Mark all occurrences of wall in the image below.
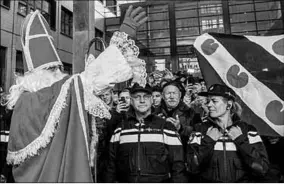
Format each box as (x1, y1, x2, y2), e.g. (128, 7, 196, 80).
(0, 0, 73, 91)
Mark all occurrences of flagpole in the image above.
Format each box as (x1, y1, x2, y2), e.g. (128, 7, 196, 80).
(72, 0, 95, 74)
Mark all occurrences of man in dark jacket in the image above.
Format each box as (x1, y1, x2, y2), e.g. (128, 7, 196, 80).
(154, 81, 200, 149)
(105, 83, 187, 183)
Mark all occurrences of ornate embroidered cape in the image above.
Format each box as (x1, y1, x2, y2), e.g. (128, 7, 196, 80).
(7, 75, 94, 182)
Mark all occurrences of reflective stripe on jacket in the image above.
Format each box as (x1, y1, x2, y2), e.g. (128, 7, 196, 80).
(187, 118, 269, 182)
(105, 109, 187, 183)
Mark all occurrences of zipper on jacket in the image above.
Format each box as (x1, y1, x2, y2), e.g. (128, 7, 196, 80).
(223, 139, 227, 182)
(136, 119, 143, 182)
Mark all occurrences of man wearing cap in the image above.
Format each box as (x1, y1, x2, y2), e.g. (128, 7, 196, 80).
(155, 81, 199, 148)
(187, 84, 269, 182)
(105, 83, 187, 182)
(4, 6, 148, 182)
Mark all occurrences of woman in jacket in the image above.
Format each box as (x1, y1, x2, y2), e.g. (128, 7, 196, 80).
(186, 84, 269, 182)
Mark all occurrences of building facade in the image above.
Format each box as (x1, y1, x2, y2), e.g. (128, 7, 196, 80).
(0, 0, 75, 92)
(106, 0, 284, 76)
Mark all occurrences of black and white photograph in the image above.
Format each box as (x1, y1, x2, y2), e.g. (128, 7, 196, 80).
(0, 0, 283, 183)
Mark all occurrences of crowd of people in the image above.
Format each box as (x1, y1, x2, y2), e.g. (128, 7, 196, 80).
(94, 71, 284, 183)
(0, 5, 283, 183)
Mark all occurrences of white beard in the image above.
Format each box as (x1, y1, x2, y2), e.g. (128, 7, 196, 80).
(5, 69, 68, 109)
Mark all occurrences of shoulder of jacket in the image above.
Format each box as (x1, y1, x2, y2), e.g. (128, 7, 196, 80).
(150, 115, 169, 128)
(194, 120, 212, 132)
(152, 114, 165, 121)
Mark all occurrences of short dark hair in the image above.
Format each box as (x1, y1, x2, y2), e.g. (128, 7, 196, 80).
(118, 88, 130, 97)
(152, 85, 162, 93)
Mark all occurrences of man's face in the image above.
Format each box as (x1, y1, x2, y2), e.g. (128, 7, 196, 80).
(152, 91, 162, 107)
(99, 90, 113, 105)
(163, 85, 181, 109)
(119, 91, 131, 107)
(131, 92, 152, 114)
(148, 76, 154, 84)
(154, 78, 162, 86)
(185, 84, 194, 96)
(113, 92, 118, 104)
(193, 83, 202, 93)
(200, 81, 207, 92)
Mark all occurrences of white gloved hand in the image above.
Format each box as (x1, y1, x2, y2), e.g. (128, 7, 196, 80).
(119, 5, 148, 39)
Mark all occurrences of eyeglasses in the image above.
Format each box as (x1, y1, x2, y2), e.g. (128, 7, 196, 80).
(131, 94, 152, 101)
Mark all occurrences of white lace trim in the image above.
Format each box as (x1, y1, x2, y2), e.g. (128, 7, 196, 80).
(89, 117, 98, 168)
(7, 76, 75, 165)
(83, 83, 111, 120)
(110, 31, 147, 87)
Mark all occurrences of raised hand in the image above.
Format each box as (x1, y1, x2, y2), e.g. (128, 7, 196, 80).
(119, 5, 148, 39)
(116, 101, 128, 113)
(166, 115, 181, 131)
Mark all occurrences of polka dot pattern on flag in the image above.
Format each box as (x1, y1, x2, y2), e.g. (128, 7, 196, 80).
(200, 36, 284, 127)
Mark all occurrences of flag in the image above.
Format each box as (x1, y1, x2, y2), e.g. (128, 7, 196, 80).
(194, 33, 284, 137)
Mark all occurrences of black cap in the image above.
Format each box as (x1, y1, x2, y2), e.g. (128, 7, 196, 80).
(162, 80, 186, 99)
(130, 83, 152, 94)
(199, 84, 236, 101)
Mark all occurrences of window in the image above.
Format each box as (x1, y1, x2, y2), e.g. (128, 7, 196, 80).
(175, 1, 224, 38)
(61, 7, 73, 37)
(229, 0, 282, 35)
(16, 50, 24, 75)
(17, 0, 56, 30)
(95, 28, 104, 51)
(41, 0, 51, 26)
(18, 0, 28, 15)
(106, 0, 117, 14)
(0, 47, 7, 89)
(1, 0, 11, 8)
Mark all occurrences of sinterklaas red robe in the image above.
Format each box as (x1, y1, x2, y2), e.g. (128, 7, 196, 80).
(7, 75, 94, 182)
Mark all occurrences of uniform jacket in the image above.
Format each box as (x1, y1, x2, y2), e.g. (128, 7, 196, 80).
(154, 101, 199, 136)
(105, 108, 187, 183)
(154, 101, 200, 153)
(187, 116, 269, 182)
